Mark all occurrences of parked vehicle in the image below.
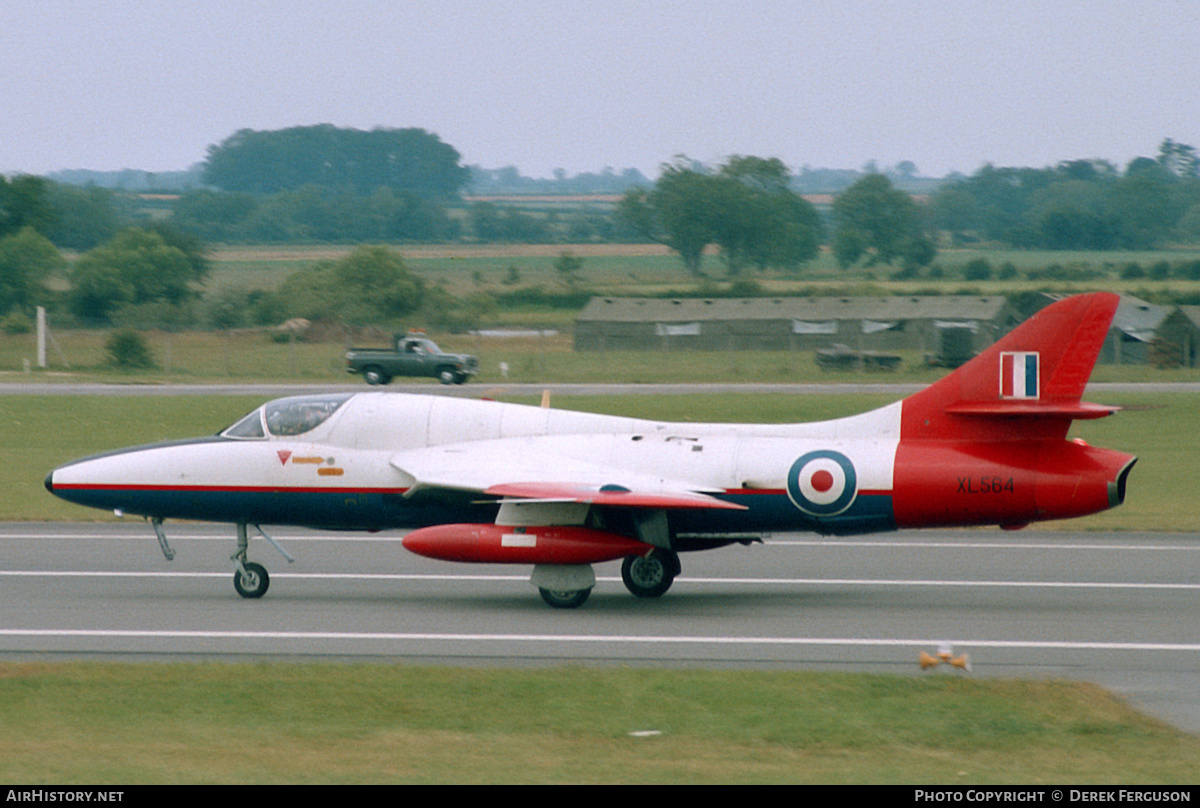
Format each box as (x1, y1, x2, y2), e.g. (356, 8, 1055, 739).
(345, 332, 478, 385)
(815, 343, 901, 371)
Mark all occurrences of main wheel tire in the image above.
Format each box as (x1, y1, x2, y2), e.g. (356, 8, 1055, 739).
(621, 550, 677, 598)
(538, 587, 591, 609)
(364, 367, 389, 385)
(234, 562, 270, 599)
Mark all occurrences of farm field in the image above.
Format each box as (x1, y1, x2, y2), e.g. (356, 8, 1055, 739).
(202, 242, 1200, 300)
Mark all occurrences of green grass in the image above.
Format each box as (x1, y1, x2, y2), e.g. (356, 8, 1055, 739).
(0, 663, 1195, 783)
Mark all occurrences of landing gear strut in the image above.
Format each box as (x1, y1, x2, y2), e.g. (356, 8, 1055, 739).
(621, 548, 680, 598)
(231, 522, 292, 599)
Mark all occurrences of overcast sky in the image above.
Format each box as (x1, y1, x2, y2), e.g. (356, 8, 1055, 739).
(3, 1, 1198, 179)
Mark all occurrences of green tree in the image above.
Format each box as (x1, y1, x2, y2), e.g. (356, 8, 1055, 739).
(1107, 165, 1184, 249)
(618, 156, 820, 275)
(618, 160, 717, 274)
(832, 228, 867, 269)
(105, 328, 156, 368)
(0, 175, 55, 239)
(711, 157, 822, 273)
(832, 174, 934, 266)
(41, 183, 125, 250)
(0, 227, 66, 314)
(202, 125, 470, 199)
(553, 250, 584, 283)
(278, 245, 425, 325)
(68, 229, 195, 323)
(1024, 180, 1117, 250)
(1158, 138, 1200, 178)
(172, 190, 258, 242)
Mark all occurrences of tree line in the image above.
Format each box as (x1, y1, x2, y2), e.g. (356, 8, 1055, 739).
(5, 127, 1200, 332)
(930, 141, 1200, 250)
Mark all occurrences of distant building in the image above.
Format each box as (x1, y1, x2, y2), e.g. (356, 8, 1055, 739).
(1098, 295, 1175, 365)
(1155, 306, 1200, 367)
(574, 296, 1022, 355)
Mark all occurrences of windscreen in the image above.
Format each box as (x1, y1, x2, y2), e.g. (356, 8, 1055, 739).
(221, 393, 353, 439)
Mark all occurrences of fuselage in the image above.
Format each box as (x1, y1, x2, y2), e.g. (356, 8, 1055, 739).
(45, 390, 1134, 537)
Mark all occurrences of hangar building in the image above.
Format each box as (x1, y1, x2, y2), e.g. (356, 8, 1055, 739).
(574, 295, 1022, 355)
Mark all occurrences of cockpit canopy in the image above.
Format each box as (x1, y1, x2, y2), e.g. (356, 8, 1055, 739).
(221, 393, 353, 439)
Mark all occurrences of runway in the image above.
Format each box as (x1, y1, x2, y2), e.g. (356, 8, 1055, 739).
(2, 522, 1199, 733)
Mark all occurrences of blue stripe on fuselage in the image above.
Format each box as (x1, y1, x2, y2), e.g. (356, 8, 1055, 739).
(670, 490, 896, 536)
(49, 480, 895, 537)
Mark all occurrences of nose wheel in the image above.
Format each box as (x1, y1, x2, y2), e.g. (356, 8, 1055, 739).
(233, 561, 270, 599)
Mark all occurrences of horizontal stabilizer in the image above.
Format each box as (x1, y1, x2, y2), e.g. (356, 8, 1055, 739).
(944, 401, 1119, 420)
(902, 293, 1120, 441)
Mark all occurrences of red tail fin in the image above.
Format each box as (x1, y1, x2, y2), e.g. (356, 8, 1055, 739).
(901, 293, 1119, 442)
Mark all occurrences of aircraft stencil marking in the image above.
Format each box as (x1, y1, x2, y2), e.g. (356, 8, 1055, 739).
(45, 294, 1135, 608)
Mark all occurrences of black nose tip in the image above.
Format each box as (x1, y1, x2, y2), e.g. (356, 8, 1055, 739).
(44, 471, 54, 493)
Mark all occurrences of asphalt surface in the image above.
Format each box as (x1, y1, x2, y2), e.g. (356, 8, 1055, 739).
(3, 522, 1199, 734)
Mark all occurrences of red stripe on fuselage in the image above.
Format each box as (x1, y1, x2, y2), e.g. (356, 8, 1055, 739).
(51, 483, 411, 495)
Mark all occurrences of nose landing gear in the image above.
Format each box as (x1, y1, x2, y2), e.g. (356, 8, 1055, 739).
(231, 522, 292, 599)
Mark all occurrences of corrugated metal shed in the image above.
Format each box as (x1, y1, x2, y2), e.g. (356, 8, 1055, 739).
(1099, 295, 1175, 365)
(574, 295, 1020, 352)
(1147, 305, 1200, 367)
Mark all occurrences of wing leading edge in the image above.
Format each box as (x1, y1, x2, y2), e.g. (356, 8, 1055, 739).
(390, 443, 743, 511)
(485, 482, 746, 510)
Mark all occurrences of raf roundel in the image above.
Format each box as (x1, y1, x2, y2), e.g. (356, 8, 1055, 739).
(786, 450, 858, 516)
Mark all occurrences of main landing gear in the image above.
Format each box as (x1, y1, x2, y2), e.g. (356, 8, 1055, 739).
(621, 548, 680, 599)
(529, 549, 683, 609)
(151, 518, 292, 599)
(538, 587, 592, 609)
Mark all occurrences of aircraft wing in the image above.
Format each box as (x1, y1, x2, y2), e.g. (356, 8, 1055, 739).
(483, 482, 745, 510)
(390, 443, 745, 511)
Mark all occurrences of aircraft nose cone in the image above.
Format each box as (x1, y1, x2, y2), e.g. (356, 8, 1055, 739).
(44, 470, 54, 494)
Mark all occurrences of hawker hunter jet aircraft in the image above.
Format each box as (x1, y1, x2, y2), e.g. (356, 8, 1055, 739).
(46, 293, 1135, 607)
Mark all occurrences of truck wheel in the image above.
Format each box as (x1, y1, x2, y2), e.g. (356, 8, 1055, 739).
(438, 368, 456, 384)
(364, 367, 389, 385)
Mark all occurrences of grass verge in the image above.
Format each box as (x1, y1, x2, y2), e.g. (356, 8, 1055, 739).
(0, 663, 1196, 784)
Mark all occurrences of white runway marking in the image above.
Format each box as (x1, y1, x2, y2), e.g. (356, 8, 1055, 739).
(2, 569, 1198, 590)
(2, 627, 1199, 654)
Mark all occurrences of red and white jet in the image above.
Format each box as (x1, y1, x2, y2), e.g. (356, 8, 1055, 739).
(46, 293, 1135, 607)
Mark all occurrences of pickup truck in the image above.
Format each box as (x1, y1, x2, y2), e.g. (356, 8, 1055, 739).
(345, 334, 479, 385)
